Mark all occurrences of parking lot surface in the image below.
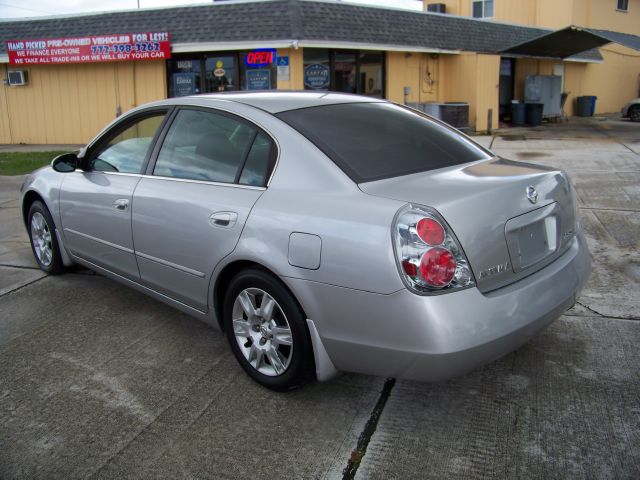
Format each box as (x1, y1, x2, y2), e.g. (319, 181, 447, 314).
(1, 118, 639, 479)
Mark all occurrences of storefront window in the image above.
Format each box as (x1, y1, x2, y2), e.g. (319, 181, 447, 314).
(167, 58, 202, 97)
(205, 56, 237, 92)
(303, 49, 330, 91)
(303, 49, 384, 97)
(167, 50, 278, 97)
(239, 51, 277, 91)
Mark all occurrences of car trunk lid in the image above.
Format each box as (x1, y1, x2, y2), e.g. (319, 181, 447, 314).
(359, 158, 577, 292)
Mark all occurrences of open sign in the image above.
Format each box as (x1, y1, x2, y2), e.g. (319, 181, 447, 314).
(245, 49, 276, 67)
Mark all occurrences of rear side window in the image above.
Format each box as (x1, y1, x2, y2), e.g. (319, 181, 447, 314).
(239, 133, 274, 186)
(277, 102, 491, 183)
(154, 109, 274, 186)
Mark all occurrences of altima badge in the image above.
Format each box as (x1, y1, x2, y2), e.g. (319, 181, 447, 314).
(526, 185, 538, 204)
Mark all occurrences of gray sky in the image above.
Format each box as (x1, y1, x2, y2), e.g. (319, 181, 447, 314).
(0, 0, 423, 19)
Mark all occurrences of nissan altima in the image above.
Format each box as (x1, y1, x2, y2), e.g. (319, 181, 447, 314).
(20, 92, 591, 391)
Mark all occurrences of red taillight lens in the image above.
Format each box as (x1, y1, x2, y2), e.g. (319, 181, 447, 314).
(419, 247, 457, 287)
(416, 218, 445, 245)
(402, 259, 418, 276)
(394, 204, 475, 294)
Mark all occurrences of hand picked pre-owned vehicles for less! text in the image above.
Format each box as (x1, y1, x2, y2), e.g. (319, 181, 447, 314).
(21, 92, 591, 391)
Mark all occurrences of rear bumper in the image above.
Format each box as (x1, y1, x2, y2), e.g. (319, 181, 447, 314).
(286, 232, 591, 382)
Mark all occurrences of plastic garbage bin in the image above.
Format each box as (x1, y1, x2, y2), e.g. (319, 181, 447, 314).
(511, 100, 526, 126)
(525, 102, 544, 126)
(577, 96, 597, 117)
(589, 96, 597, 116)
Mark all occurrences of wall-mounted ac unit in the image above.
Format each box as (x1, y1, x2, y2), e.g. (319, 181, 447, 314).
(8, 70, 28, 86)
(427, 3, 446, 13)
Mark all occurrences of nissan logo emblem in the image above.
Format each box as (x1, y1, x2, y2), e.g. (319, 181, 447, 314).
(526, 185, 538, 204)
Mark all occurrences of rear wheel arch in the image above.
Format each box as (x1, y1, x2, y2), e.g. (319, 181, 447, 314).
(219, 264, 316, 390)
(213, 260, 308, 330)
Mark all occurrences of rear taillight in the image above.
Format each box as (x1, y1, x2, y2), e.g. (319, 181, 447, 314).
(393, 204, 475, 294)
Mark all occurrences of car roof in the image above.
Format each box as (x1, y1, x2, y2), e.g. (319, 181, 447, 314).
(162, 91, 386, 114)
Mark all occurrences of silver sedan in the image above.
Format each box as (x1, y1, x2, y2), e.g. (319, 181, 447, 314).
(20, 92, 591, 391)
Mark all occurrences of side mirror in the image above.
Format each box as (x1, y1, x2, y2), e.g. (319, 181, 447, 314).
(51, 153, 79, 173)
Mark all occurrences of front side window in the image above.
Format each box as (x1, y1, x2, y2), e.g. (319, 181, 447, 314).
(617, 0, 629, 11)
(154, 109, 274, 186)
(277, 102, 491, 183)
(472, 0, 494, 18)
(88, 114, 165, 173)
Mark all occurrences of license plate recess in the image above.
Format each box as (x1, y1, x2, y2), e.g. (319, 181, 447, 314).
(505, 202, 559, 273)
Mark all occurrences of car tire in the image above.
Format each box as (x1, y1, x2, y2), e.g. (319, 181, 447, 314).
(27, 200, 64, 275)
(223, 268, 315, 391)
(629, 106, 640, 122)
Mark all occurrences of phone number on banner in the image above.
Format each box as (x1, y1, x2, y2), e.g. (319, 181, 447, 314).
(91, 43, 162, 54)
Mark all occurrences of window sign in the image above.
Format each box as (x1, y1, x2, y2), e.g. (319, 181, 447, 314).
(245, 49, 276, 68)
(304, 63, 330, 89)
(247, 69, 271, 90)
(6, 32, 171, 65)
(277, 55, 290, 82)
(172, 72, 197, 97)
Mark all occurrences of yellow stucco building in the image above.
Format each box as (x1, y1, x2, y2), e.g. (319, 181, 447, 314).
(430, 0, 640, 119)
(0, 0, 638, 144)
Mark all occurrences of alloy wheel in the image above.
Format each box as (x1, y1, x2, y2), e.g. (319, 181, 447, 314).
(30, 212, 53, 267)
(231, 287, 293, 376)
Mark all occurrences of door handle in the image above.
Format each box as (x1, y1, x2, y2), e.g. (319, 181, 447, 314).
(113, 199, 130, 211)
(209, 211, 238, 228)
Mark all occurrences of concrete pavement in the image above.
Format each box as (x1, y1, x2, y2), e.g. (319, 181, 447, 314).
(1, 118, 639, 479)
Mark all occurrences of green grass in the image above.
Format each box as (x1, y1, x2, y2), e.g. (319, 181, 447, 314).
(0, 151, 66, 176)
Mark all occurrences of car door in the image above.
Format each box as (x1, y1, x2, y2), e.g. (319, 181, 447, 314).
(59, 110, 169, 279)
(131, 106, 276, 312)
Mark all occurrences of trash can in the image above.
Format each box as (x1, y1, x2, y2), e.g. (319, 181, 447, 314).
(525, 102, 544, 126)
(577, 96, 597, 117)
(511, 100, 526, 126)
(589, 96, 597, 116)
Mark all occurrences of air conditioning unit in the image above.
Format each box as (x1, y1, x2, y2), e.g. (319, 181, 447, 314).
(427, 3, 446, 13)
(8, 70, 28, 86)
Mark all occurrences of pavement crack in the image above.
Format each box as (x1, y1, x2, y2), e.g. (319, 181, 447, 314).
(576, 301, 605, 317)
(342, 377, 396, 480)
(580, 206, 640, 213)
(0, 263, 40, 270)
(569, 303, 640, 321)
(0, 274, 47, 298)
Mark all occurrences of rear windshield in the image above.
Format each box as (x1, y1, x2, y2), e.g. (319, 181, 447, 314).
(277, 102, 491, 183)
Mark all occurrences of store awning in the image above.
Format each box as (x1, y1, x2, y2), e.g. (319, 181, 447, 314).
(585, 29, 640, 52)
(500, 26, 612, 59)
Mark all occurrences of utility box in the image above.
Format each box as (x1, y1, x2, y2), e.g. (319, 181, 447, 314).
(524, 75, 562, 118)
(409, 102, 469, 130)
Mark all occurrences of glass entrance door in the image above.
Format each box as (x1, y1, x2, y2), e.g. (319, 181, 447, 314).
(333, 51, 357, 93)
(358, 51, 384, 98)
(204, 56, 237, 92)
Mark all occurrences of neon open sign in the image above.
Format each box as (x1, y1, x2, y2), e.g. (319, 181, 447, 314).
(245, 49, 276, 67)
